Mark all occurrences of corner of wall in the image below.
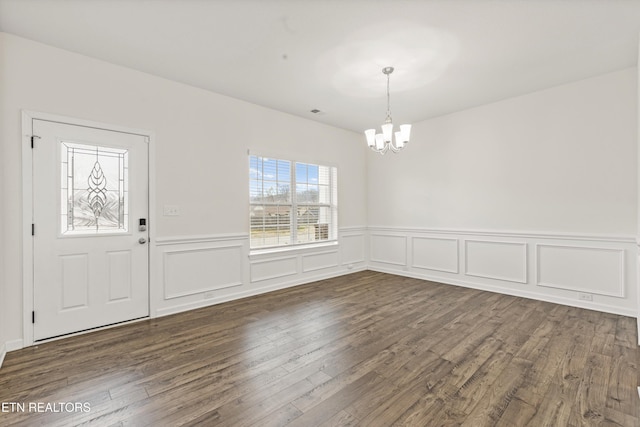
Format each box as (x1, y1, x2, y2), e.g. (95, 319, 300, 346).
(0, 30, 6, 367)
(636, 34, 640, 345)
(0, 342, 6, 369)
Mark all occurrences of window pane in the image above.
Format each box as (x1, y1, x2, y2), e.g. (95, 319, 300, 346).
(318, 165, 330, 185)
(277, 161, 291, 182)
(317, 206, 331, 225)
(307, 184, 319, 203)
(307, 164, 319, 184)
(263, 158, 277, 180)
(249, 181, 261, 202)
(295, 163, 307, 183)
(60, 141, 128, 235)
(250, 205, 265, 227)
(296, 184, 307, 203)
(277, 226, 291, 245)
(249, 156, 259, 179)
(277, 184, 291, 203)
(277, 205, 291, 226)
(319, 184, 330, 204)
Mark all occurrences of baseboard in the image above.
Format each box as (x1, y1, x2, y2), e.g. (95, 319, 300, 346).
(156, 266, 367, 318)
(369, 266, 636, 318)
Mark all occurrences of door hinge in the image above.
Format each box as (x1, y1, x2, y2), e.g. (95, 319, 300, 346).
(31, 224, 35, 236)
(30, 135, 40, 149)
(32, 311, 35, 324)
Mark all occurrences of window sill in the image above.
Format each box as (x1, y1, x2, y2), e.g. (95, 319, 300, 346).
(249, 240, 338, 258)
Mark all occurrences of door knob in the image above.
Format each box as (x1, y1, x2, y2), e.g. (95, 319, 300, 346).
(138, 237, 147, 244)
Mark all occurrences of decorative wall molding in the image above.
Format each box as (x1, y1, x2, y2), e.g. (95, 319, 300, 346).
(370, 234, 407, 266)
(250, 255, 299, 283)
(368, 264, 636, 318)
(163, 244, 244, 299)
(536, 244, 625, 297)
(8, 224, 633, 356)
(153, 229, 368, 322)
(338, 226, 368, 233)
(302, 250, 340, 273)
(367, 226, 636, 317)
(411, 236, 459, 274)
(249, 241, 339, 259)
(340, 234, 366, 265)
(464, 240, 528, 284)
(156, 265, 368, 318)
(367, 225, 635, 243)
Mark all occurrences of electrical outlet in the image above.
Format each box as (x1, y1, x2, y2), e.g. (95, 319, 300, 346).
(204, 291, 215, 299)
(578, 292, 593, 302)
(163, 205, 180, 216)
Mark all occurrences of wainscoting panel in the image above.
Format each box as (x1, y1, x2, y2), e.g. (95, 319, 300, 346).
(153, 229, 367, 318)
(302, 250, 340, 273)
(412, 237, 459, 273)
(340, 233, 366, 265)
(465, 240, 527, 284)
(367, 227, 636, 317)
(370, 234, 407, 266)
(164, 244, 244, 299)
(250, 256, 299, 283)
(536, 244, 625, 297)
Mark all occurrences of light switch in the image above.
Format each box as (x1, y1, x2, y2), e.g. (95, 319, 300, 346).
(163, 205, 180, 216)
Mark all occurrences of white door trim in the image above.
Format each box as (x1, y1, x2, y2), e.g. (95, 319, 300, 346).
(21, 110, 156, 347)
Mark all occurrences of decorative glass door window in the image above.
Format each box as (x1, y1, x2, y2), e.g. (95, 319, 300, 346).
(60, 141, 129, 235)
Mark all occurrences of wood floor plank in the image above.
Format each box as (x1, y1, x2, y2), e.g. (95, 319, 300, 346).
(0, 271, 638, 426)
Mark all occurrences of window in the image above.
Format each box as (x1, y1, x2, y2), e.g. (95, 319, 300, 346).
(60, 141, 129, 235)
(250, 155, 337, 250)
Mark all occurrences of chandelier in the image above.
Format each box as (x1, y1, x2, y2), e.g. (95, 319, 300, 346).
(364, 66, 411, 154)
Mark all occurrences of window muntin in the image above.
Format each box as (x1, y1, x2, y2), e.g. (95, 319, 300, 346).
(249, 155, 337, 250)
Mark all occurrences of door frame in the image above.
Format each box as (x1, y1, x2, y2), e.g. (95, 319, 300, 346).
(22, 110, 156, 346)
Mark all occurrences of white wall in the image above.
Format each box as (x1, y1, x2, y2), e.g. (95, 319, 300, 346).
(368, 69, 638, 316)
(0, 33, 6, 367)
(0, 33, 367, 347)
(637, 41, 640, 341)
(369, 69, 637, 234)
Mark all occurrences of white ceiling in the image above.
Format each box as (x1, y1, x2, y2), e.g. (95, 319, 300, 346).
(1, 0, 640, 133)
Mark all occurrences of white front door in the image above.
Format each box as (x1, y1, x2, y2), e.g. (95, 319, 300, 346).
(32, 119, 149, 341)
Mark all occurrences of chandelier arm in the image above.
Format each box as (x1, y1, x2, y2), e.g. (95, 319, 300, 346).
(374, 143, 389, 155)
(392, 141, 406, 153)
(370, 144, 386, 154)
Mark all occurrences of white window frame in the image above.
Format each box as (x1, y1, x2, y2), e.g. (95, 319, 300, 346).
(249, 154, 338, 251)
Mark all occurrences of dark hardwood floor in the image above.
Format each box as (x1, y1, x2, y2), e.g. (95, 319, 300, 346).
(1, 271, 638, 426)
